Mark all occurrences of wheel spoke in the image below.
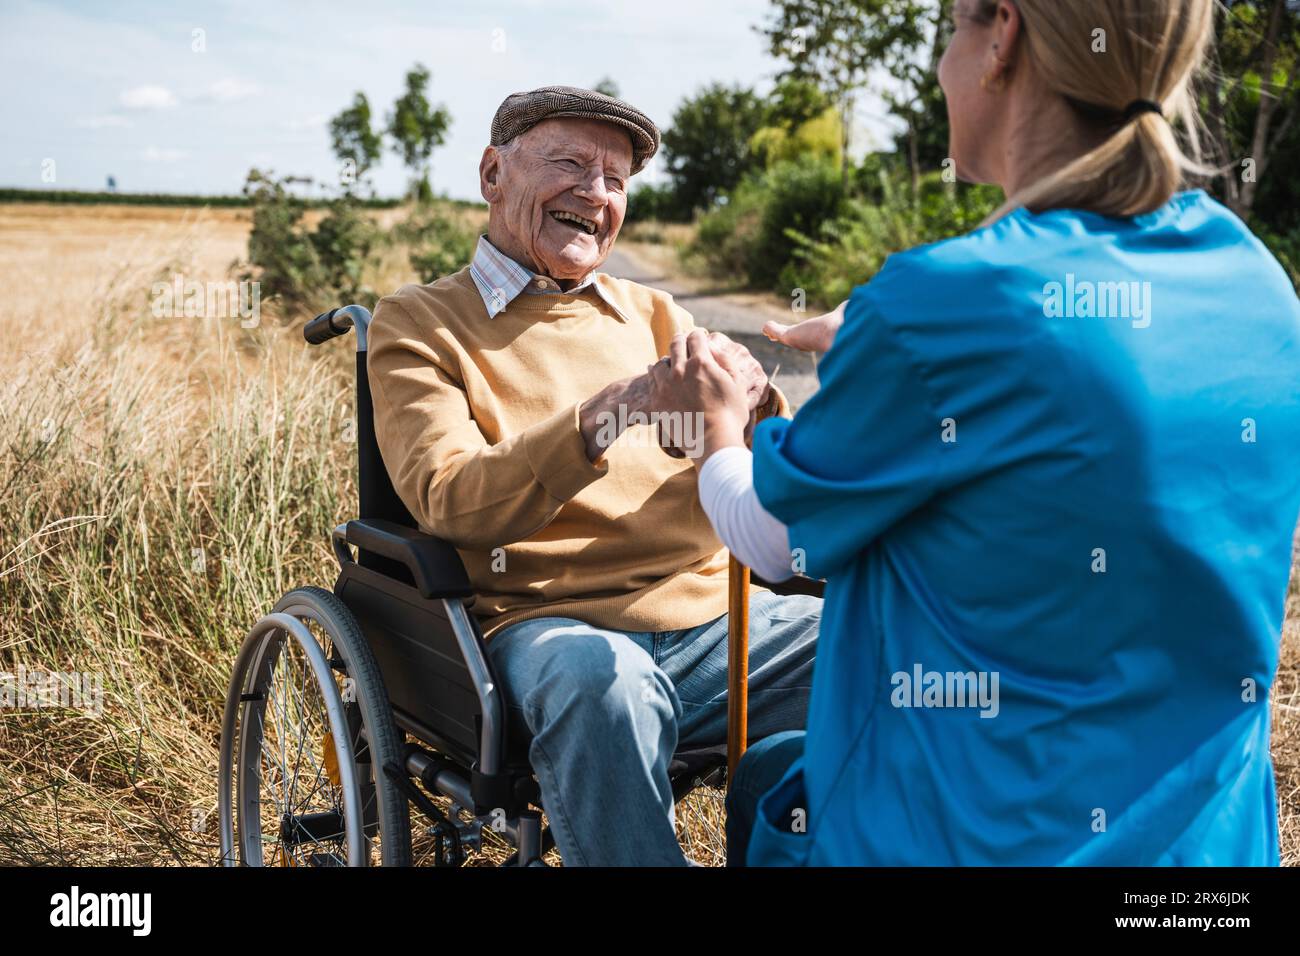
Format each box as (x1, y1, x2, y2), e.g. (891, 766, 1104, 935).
(225, 594, 409, 867)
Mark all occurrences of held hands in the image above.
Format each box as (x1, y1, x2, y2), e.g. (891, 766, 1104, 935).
(580, 304, 843, 465)
(705, 330, 771, 411)
(577, 330, 771, 465)
(646, 330, 756, 464)
(640, 301, 848, 463)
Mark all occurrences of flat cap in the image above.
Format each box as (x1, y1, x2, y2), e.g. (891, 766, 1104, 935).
(490, 85, 660, 175)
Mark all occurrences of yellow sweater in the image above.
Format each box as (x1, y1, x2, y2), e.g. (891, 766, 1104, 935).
(367, 267, 786, 638)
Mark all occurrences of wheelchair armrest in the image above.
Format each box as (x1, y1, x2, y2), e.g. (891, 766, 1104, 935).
(343, 518, 474, 600)
(751, 572, 825, 599)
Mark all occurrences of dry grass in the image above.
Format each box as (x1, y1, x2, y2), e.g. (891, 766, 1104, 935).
(0, 202, 1295, 866)
(1276, 534, 1300, 865)
(618, 219, 697, 248)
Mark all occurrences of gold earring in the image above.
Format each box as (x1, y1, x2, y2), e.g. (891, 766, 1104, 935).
(981, 54, 1009, 92)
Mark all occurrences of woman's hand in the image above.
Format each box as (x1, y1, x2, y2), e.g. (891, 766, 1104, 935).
(647, 330, 750, 465)
(762, 301, 846, 355)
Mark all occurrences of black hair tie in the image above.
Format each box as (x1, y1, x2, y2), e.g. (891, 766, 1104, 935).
(1123, 99, 1164, 122)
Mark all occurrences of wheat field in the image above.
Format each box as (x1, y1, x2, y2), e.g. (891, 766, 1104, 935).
(0, 202, 1295, 866)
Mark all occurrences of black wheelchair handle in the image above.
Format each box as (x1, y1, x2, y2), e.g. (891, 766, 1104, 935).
(304, 309, 347, 345)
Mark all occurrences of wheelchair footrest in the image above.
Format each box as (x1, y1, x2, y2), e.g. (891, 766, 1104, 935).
(668, 743, 728, 802)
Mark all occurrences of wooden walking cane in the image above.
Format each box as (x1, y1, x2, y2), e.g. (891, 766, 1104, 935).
(726, 554, 751, 783)
(724, 370, 783, 785)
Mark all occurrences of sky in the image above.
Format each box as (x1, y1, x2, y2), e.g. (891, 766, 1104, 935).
(2, 0, 902, 201)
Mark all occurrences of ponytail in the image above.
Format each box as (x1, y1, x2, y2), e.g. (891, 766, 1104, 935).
(968, 0, 1216, 222)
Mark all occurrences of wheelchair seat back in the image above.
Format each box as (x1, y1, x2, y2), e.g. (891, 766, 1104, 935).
(335, 557, 484, 767)
(334, 324, 525, 808)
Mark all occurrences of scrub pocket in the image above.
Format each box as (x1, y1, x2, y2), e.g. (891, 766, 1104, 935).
(746, 763, 813, 866)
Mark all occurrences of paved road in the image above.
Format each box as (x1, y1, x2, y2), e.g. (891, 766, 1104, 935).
(603, 246, 820, 410)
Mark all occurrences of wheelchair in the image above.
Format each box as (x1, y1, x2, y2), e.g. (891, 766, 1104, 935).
(216, 304, 756, 867)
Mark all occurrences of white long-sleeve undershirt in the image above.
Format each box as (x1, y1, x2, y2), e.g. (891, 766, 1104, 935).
(697, 446, 795, 583)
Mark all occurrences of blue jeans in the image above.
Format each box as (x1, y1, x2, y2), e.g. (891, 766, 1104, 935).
(487, 590, 820, 866)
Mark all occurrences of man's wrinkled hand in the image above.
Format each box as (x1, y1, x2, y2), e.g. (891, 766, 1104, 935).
(705, 331, 770, 411)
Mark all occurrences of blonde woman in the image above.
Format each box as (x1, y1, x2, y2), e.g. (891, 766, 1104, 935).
(650, 0, 1300, 865)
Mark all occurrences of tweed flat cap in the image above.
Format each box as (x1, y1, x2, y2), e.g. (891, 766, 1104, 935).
(490, 85, 660, 174)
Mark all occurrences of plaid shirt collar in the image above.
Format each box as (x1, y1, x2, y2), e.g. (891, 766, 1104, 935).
(468, 235, 628, 322)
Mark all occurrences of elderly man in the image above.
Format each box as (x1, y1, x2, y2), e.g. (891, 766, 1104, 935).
(368, 86, 819, 866)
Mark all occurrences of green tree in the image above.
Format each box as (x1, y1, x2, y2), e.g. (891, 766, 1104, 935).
(760, 0, 929, 194)
(593, 77, 621, 98)
(764, 75, 833, 128)
(750, 76, 840, 168)
(387, 64, 452, 203)
(329, 92, 383, 193)
(750, 107, 842, 168)
(1202, 0, 1299, 221)
(661, 83, 767, 215)
(884, 0, 953, 191)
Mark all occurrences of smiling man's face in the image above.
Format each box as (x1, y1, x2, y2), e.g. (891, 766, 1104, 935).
(480, 116, 633, 286)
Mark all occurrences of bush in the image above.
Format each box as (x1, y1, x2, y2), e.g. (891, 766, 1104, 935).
(692, 176, 767, 283)
(689, 154, 1004, 308)
(242, 171, 326, 311)
(753, 159, 845, 285)
(692, 157, 844, 290)
(627, 182, 689, 223)
(1255, 224, 1300, 292)
(311, 198, 381, 306)
(240, 170, 381, 313)
(914, 173, 1004, 240)
(398, 205, 479, 284)
(783, 171, 1002, 308)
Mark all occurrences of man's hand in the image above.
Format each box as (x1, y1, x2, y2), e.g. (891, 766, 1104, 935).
(578, 333, 768, 464)
(578, 373, 653, 463)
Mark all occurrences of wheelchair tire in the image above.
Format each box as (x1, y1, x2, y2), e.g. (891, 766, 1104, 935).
(218, 586, 412, 866)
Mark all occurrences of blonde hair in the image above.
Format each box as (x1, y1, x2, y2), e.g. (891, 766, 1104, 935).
(970, 0, 1216, 221)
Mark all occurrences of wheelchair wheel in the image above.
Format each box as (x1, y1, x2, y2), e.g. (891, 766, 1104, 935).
(218, 586, 412, 866)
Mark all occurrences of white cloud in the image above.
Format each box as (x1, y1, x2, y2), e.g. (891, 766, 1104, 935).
(205, 77, 260, 102)
(76, 114, 132, 129)
(121, 85, 179, 110)
(141, 146, 188, 163)
(284, 114, 328, 131)
(3, 0, 790, 198)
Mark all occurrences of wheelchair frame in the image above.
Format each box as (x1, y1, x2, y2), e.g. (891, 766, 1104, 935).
(217, 304, 730, 867)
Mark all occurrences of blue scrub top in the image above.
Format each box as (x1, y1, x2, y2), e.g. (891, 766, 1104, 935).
(750, 189, 1300, 865)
